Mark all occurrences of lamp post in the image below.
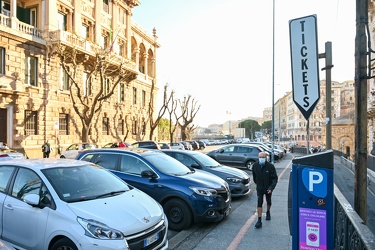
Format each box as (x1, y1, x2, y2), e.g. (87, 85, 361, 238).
(271, 0, 275, 163)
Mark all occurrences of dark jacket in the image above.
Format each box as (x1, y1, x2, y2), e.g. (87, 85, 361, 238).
(252, 161, 278, 192)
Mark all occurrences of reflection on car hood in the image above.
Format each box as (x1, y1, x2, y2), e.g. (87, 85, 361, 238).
(67, 188, 163, 235)
(177, 170, 226, 188)
(210, 166, 249, 178)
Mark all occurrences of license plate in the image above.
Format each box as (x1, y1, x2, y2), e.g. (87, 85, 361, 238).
(144, 232, 160, 247)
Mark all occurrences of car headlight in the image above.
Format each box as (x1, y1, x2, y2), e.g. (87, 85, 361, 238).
(190, 187, 217, 196)
(226, 177, 242, 183)
(77, 217, 124, 240)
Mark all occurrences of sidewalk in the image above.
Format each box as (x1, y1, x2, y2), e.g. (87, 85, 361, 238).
(169, 152, 296, 250)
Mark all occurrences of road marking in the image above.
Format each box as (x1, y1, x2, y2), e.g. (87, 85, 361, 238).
(226, 212, 257, 250)
(226, 159, 292, 250)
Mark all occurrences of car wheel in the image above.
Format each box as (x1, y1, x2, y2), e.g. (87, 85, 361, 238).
(51, 238, 77, 250)
(60, 155, 65, 158)
(164, 198, 193, 231)
(245, 160, 255, 171)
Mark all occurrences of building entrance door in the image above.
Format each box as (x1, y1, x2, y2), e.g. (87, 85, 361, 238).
(0, 108, 7, 143)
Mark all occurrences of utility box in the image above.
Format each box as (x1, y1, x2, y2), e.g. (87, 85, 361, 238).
(290, 150, 334, 250)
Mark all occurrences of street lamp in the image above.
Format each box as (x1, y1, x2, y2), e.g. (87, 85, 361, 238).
(271, 0, 275, 163)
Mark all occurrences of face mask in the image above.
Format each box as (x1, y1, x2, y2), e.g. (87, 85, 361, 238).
(259, 158, 266, 164)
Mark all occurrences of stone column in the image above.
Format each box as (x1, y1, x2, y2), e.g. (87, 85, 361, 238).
(143, 53, 148, 79)
(10, 0, 18, 29)
(126, 10, 132, 59)
(73, 0, 82, 34)
(94, 0, 103, 44)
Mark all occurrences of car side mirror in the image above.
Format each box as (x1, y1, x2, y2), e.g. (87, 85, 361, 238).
(23, 194, 40, 207)
(191, 163, 201, 169)
(141, 170, 157, 178)
(219, 149, 224, 153)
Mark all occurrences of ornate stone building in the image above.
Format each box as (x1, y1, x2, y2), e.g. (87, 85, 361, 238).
(0, 0, 159, 158)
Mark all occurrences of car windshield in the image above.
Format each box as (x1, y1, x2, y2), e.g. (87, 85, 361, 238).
(143, 153, 193, 175)
(191, 152, 221, 167)
(42, 164, 130, 203)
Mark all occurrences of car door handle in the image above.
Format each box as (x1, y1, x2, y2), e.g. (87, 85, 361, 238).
(4, 204, 13, 211)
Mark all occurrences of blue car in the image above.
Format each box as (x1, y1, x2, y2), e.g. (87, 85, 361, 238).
(162, 149, 251, 198)
(77, 148, 231, 231)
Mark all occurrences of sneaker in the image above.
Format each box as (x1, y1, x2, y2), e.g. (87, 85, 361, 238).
(266, 211, 271, 221)
(255, 221, 262, 228)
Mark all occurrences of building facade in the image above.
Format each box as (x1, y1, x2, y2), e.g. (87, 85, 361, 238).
(0, 0, 159, 158)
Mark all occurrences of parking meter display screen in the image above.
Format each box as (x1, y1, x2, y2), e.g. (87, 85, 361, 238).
(299, 207, 327, 249)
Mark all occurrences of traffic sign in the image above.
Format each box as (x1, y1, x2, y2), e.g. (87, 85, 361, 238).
(54, 121, 59, 130)
(289, 15, 320, 120)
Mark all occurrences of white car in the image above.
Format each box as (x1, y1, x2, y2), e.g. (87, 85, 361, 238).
(169, 142, 185, 150)
(0, 148, 25, 159)
(60, 143, 97, 159)
(0, 159, 168, 250)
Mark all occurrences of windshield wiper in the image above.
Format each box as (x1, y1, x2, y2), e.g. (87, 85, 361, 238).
(95, 190, 127, 199)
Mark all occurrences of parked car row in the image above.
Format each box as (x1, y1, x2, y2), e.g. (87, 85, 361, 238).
(0, 140, 263, 249)
(206, 142, 287, 171)
(76, 148, 231, 231)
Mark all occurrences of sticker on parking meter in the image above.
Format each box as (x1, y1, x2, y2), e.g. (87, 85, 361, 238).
(299, 207, 327, 250)
(302, 168, 327, 198)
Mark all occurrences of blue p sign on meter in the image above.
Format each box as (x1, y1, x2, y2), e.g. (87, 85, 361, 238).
(291, 150, 334, 250)
(289, 15, 320, 120)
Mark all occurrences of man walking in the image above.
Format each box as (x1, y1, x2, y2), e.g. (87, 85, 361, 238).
(42, 140, 51, 158)
(252, 151, 278, 228)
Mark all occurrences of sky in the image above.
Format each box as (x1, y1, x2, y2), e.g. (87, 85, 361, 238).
(132, 0, 356, 128)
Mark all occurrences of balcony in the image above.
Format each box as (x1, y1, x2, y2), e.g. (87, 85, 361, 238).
(46, 30, 137, 72)
(0, 13, 42, 39)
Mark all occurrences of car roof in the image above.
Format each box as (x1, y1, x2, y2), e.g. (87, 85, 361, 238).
(78, 147, 162, 156)
(162, 149, 197, 155)
(0, 158, 90, 170)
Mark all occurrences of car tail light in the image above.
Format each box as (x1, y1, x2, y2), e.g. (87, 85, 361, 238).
(0, 154, 10, 158)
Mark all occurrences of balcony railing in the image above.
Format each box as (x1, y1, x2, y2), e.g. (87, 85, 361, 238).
(0, 13, 42, 39)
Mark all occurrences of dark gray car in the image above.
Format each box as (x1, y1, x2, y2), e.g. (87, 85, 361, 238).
(163, 149, 251, 197)
(206, 144, 267, 170)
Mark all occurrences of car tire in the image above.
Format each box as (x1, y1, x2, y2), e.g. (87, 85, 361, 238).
(60, 155, 65, 158)
(51, 238, 77, 250)
(245, 160, 255, 171)
(164, 198, 193, 231)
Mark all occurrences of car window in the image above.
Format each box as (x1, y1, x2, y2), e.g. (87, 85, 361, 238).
(0, 166, 16, 192)
(120, 155, 150, 175)
(240, 146, 253, 153)
(175, 153, 196, 167)
(223, 146, 234, 153)
(143, 153, 192, 175)
(83, 144, 95, 149)
(67, 144, 78, 150)
(93, 154, 118, 170)
(11, 168, 42, 200)
(44, 165, 130, 202)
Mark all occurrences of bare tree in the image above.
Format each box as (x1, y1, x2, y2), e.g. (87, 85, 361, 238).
(55, 45, 137, 142)
(176, 95, 200, 141)
(148, 83, 173, 140)
(166, 91, 185, 143)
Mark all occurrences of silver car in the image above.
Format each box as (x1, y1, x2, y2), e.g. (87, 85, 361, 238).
(60, 143, 97, 159)
(0, 148, 25, 159)
(0, 159, 168, 250)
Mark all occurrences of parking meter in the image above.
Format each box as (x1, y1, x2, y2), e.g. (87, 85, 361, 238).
(291, 150, 334, 250)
